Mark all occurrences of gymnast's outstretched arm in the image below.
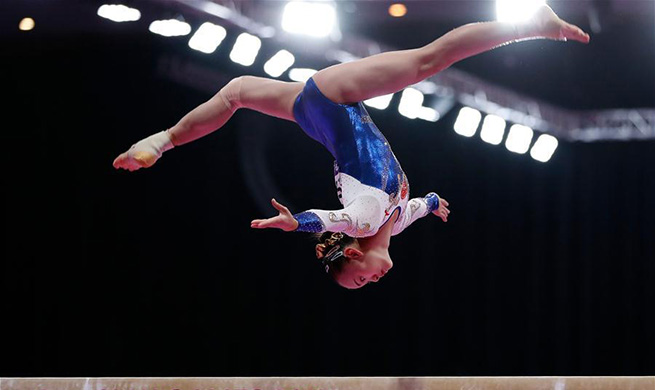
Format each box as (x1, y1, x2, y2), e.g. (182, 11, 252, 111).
(312, 4, 589, 104)
(113, 76, 303, 171)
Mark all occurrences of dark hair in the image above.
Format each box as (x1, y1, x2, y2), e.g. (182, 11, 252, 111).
(315, 232, 355, 279)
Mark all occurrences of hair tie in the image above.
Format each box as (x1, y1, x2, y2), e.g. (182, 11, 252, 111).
(324, 232, 344, 247)
(315, 243, 327, 259)
(321, 236, 345, 273)
(318, 232, 345, 273)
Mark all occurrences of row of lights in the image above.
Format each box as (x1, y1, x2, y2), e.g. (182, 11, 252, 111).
(364, 91, 558, 162)
(97, 4, 323, 82)
(95, 2, 558, 162)
(454, 107, 558, 162)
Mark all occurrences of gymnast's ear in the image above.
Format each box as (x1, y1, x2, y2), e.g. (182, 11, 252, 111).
(344, 247, 363, 260)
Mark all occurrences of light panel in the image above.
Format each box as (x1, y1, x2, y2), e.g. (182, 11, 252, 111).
(282, 1, 337, 38)
(480, 115, 506, 145)
(454, 107, 482, 137)
(188, 22, 227, 54)
(418, 107, 440, 122)
(229, 33, 262, 66)
(398, 88, 424, 119)
(264, 50, 296, 78)
(288, 68, 317, 82)
(149, 19, 191, 37)
(97, 4, 141, 23)
(496, 0, 546, 23)
(505, 124, 534, 154)
(530, 134, 558, 162)
(364, 94, 394, 110)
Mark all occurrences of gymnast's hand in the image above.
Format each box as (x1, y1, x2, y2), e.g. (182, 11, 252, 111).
(251, 198, 300, 232)
(432, 198, 450, 223)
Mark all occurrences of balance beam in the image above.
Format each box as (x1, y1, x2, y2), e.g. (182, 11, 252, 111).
(1, 377, 653, 390)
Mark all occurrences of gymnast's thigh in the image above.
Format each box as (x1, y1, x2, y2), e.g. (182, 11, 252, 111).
(238, 76, 305, 123)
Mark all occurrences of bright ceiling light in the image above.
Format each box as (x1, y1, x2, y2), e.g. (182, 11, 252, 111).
(388, 3, 407, 18)
(282, 1, 337, 38)
(149, 19, 192, 37)
(188, 22, 227, 54)
(505, 124, 534, 154)
(229, 33, 262, 66)
(19, 18, 35, 31)
(418, 107, 440, 122)
(264, 50, 296, 78)
(288, 68, 317, 82)
(530, 134, 558, 162)
(97, 4, 141, 23)
(496, 0, 546, 23)
(364, 94, 394, 110)
(480, 115, 506, 145)
(454, 107, 482, 137)
(398, 88, 424, 120)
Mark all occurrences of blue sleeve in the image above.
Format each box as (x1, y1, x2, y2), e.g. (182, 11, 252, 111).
(424, 192, 440, 213)
(293, 211, 326, 233)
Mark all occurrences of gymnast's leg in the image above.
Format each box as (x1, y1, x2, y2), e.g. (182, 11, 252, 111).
(113, 76, 303, 171)
(313, 4, 589, 104)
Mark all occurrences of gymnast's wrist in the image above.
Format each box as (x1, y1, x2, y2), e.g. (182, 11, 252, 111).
(291, 217, 299, 231)
(425, 192, 440, 213)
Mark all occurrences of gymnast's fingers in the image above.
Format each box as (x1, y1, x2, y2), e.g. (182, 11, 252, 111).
(251, 219, 269, 228)
(271, 198, 289, 213)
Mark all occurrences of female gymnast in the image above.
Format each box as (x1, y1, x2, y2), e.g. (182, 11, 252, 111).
(114, 5, 589, 289)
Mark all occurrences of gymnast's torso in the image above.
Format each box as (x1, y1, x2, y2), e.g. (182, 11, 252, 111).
(292, 78, 438, 237)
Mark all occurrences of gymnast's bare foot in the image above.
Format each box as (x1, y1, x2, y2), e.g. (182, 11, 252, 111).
(529, 4, 590, 43)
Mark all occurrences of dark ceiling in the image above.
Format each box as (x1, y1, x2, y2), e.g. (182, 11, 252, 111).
(2, 0, 654, 110)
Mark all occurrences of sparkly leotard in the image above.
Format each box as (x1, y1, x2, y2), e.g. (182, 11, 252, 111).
(292, 78, 440, 237)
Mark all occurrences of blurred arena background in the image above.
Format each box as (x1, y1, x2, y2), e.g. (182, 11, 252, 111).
(1, 0, 653, 377)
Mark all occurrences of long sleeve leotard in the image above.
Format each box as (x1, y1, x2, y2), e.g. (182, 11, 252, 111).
(291, 78, 440, 238)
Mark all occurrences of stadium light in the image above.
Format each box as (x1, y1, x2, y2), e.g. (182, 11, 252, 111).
(454, 107, 482, 137)
(264, 50, 296, 78)
(505, 124, 534, 154)
(19, 18, 35, 31)
(97, 4, 141, 23)
(388, 3, 408, 18)
(188, 22, 227, 54)
(149, 19, 191, 37)
(480, 115, 506, 145)
(398, 88, 424, 119)
(364, 94, 394, 110)
(418, 107, 440, 122)
(282, 1, 337, 38)
(496, 0, 546, 23)
(229, 33, 262, 66)
(288, 68, 317, 82)
(530, 134, 558, 162)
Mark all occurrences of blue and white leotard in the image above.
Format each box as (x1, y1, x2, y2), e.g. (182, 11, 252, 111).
(292, 78, 440, 237)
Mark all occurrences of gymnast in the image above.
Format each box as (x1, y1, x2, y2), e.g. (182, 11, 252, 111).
(114, 5, 589, 289)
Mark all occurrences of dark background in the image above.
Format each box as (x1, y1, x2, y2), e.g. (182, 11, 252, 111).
(1, 0, 654, 377)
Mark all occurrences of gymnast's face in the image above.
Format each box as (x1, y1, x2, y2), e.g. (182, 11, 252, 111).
(337, 246, 393, 289)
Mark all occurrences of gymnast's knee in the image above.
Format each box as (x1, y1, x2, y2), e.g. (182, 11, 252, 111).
(218, 76, 245, 112)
